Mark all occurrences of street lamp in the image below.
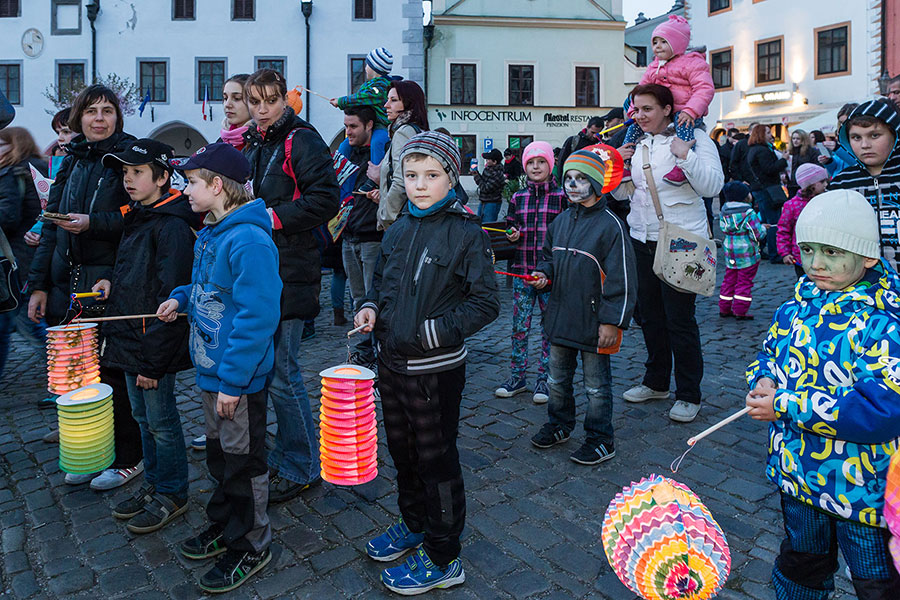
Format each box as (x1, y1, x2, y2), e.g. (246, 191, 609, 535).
(86, 0, 100, 82)
(423, 2, 435, 100)
(301, 0, 312, 122)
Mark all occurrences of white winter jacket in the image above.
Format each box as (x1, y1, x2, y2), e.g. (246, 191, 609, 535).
(612, 129, 724, 242)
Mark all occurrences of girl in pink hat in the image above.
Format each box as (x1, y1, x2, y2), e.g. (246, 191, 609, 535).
(623, 15, 715, 186)
(776, 162, 829, 278)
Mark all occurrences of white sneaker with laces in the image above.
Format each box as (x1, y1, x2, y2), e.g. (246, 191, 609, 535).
(65, 472, 96, 485)
(669, 401, 701, 423)
(623, 384, 670, 403)
(90, 461, 144, 491)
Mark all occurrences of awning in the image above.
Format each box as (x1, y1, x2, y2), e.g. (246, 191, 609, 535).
(715, 102, 845, 130)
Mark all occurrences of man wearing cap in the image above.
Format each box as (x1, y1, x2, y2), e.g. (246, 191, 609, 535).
(556, 116, 604, 181)
(602, 107, 628, 148)
(472, 148, 506, 222)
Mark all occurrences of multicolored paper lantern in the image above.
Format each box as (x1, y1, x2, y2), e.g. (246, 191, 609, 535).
(318, 365, 377, 486)
(46, 323, 101, 395)
(57, 383, 115, 475)
(582, 143, 625, 193)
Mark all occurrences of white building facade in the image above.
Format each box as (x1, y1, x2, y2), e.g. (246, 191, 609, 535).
(425, 0, 629, 174)
(686, 0, 879, 132)
(0, 0, 424, 152)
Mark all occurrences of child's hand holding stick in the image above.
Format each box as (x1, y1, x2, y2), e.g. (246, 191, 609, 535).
(157, 299, 180, 323)
(354, 308, 377, 333)
(746, 377, 777, 421)
(528, 271, 549, 289)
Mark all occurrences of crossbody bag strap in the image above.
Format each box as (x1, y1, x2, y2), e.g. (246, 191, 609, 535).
(642, 144, 664, 224)
(0, 227, 17, 269)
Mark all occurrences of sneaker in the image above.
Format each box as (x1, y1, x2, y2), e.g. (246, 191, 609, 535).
(127, 493, 188, 534)
(669, 400, 701, 423)
(495, 376, 527, 398)
(64, 472, 96, 485)
(112, 484, 155, 520)
(532, 379, 549, 404)
(623, 384, 670, 403)
(42, 428, 59, 443)
(381, 547, 465, 595)
(366, 519, 425, 562)
(531, 424, 570, 449)
(301, 322, 316, 342)
(191, 435, 207, 451)
(181, 524, 227, 560)
(663, 166, 687, 185)
(570, 442, 616, 465)
(90, 461, 144, 491)
(199, 548, 271, 594)
(268, 474, 319, 504)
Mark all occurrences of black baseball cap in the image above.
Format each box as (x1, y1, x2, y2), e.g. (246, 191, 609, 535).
(102, 139, 174, 171)
(481, 149, 502, 162)
(168, 142, 251, 183)
(602, 107, 625, 121)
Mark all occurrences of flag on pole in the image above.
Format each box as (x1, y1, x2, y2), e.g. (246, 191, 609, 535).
(138, 89, 151, 117)
(202, 85, 209, 121)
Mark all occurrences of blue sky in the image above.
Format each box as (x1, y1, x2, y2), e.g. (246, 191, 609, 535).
(622, 0, 676, 25)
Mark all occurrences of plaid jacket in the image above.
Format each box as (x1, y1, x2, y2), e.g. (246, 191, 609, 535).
(505, 177, 567, 275)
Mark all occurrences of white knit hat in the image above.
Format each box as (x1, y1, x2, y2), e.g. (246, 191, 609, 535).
(366, 47, 393, 76)
(795, 189, 880, 259)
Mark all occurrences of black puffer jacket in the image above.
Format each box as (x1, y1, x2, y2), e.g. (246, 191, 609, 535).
(362, 198, 500, 375)
(0, 157, 45, 277)
(99, 191, 195, 379)
(344, 143, 381, 244)
(537, 198, 637, 353)
(28, 132, 135, 320)
(747, 143, 788, 191)
(243, 108, 340, 320)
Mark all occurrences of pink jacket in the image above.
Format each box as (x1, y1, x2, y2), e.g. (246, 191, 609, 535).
(632, 52, 714, 120)
(776, 194, 809, 264)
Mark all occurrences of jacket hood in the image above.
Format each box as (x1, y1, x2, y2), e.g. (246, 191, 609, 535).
(838, 99, 900, 166)
(795, 258, 900, 317)
(203, 198, 272, 236)
(719, 201, 754, 234)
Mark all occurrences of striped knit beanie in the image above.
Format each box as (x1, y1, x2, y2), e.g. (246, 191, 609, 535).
(366, 47, 393, 76)
(563, 149, 607, 195)
(400, 131, 461, 187)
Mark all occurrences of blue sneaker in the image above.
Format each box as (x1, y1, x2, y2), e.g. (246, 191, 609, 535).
(494, 376, 527, 398)
(381, 547, 465, 595)
(366, 519, 424, 562)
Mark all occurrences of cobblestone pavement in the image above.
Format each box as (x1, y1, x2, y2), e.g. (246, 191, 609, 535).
(0, 261, 859, 600)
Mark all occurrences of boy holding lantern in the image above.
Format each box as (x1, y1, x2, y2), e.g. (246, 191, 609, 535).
(354, 131, 500, 595)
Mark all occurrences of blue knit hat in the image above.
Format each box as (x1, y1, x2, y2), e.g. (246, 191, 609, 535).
(366, 47, 393, 76)
(722, 181, 751, 204)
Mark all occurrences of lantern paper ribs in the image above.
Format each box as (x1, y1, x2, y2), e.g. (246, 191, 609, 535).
(46, 323, 101, 395)
(318, 365, 378, 486)
(57, 383, 115, 475)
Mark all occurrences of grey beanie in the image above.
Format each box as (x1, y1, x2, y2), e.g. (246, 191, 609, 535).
(399, 131, 461, 187)
(795, 189, 880, 259)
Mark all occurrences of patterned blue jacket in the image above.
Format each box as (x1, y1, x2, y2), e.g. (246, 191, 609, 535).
(746, 260, 900, 527)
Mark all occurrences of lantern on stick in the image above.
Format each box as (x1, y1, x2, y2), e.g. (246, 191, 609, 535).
(318, 364, 378, 485)
(46, 323, 101, 395)
(57, 383, 115, 475)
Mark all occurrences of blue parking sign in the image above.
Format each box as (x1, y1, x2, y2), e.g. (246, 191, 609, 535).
(483, 138, 493, 152)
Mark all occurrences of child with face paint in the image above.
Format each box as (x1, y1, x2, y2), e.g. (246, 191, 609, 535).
(746, 189, 900, 598)
(528, 150, 637, 465)
(495, 141, 567, 403)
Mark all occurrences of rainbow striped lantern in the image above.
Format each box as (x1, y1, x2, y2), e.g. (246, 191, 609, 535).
(57, 383, 115, 475)
(46, 323, 101, 395)
(318, 364, 377, 485)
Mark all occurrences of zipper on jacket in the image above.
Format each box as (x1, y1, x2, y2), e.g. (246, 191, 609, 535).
(405, 220, 423, 295)
(412, 246, 430, 291)
(88, 177, 104, 212)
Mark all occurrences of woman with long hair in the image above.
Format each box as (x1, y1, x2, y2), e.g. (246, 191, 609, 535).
(219, 73, 251, 151)
(747, 124, 788, 262)
(371, 80, 430, 229)
(611, 83, 724, 423)
(26, 84, 143, 489)
(786, 128, 819, 197)
(0, 127, 47, 376)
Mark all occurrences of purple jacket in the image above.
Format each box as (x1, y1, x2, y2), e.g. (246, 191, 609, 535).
(776, 194, 809, 264)
(506, 177, 567, 275)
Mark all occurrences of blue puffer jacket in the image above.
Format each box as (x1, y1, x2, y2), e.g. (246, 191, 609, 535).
(170, 199, 282, 396)
(746, 260, 900, 527)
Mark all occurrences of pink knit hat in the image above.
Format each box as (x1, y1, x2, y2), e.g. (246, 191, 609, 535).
(522, 141, 555, 173)
(652, 15, 691, 56)
(795, 163, 828, 190)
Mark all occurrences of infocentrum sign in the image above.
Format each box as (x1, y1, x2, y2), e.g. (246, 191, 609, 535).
(433, 108, 598, 126)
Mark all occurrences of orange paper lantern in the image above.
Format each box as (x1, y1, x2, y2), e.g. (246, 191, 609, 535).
(318, 364, 377, 485)
(45, 323, 101, 395)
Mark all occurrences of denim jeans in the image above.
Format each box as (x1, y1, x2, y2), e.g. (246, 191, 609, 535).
(547, 344, 614, 446)
(124, 372, 188, 497)
(331, 270, 348, 310)
(754, 186, 784, 260)
(267, 319, 320, 485)
(342, 240, 380, 362)
(478, 201, 501, 223)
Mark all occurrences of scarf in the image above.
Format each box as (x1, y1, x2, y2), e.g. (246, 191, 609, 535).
(390, 110, 414, 136)
(220, 123, 249, 148)
(407, 189, 456, 218)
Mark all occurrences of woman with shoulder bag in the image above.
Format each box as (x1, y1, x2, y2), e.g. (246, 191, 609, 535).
(611, 83, 724, 423)
(746, 124, 788, 263)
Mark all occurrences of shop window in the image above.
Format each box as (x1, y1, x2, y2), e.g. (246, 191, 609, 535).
(710, 48, 732, 90)
(349, 56, 367, 94)
(454, 135, 477, 175)
(0, 63, 21, 104)
(508, 65, 534, 106)
(256, 58, 285, 75)
(232, 0, 253, 20)
(815, 23, 850, 78)
(139, 61, 167, 103)
(450, 63, 476, 105)
(197, 59, 225, 101)
(0, 0, 19, 17)
(709, 0, 730, 15)
(575, 67, 599, 107)
(756, 37, 783, 85)
(354, 0, 374, 20)
(57, 62, 85, 101)
(173, 0, 194, 19)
